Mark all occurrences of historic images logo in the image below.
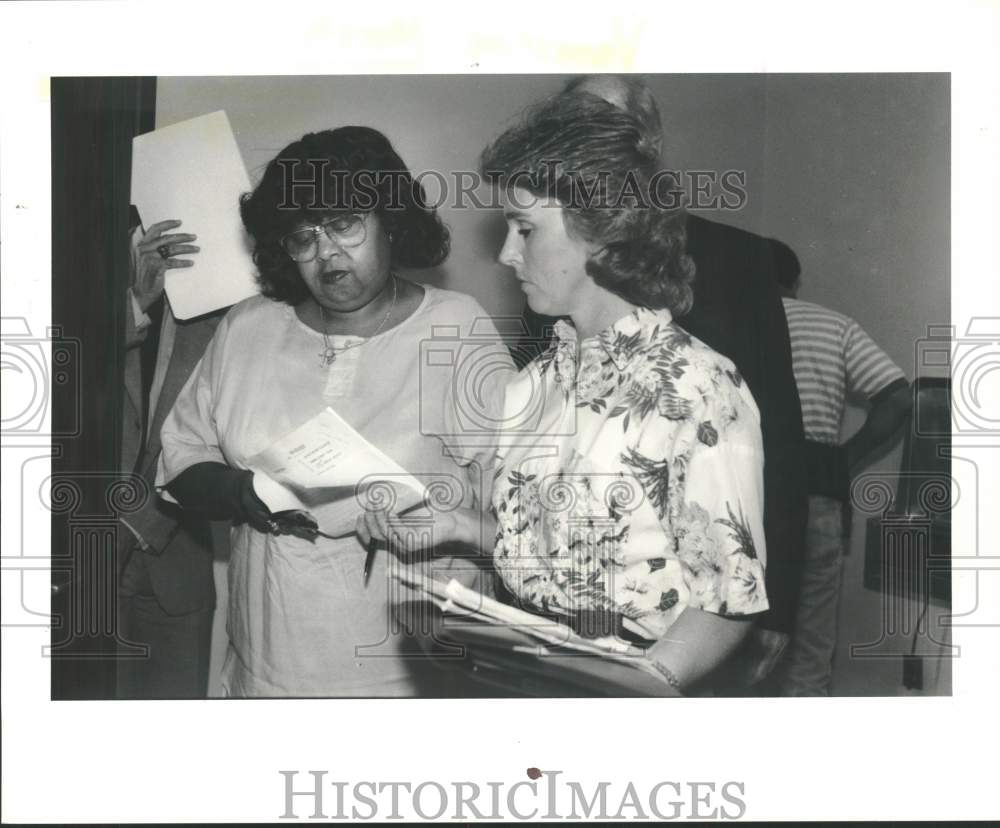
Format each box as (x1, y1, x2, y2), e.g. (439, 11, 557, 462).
(279, 768, 748, 821)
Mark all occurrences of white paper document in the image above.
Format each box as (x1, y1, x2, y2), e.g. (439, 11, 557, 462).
(395, 566, 644, 658)
(391, 566, 675, 695)
(249, 408, 428, 537)
(131, 110, 258, 320)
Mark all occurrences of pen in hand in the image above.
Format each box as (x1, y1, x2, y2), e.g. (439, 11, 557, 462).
(362, 540, 377, 586)
(360, 506, 407, 586)
(267, 509, 381, 586)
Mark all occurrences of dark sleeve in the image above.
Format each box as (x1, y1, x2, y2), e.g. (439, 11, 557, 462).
(682, 217, 807, 634)
(132, 309, 226, 554)
(869, 376, 909, 405)
(747, 240, 808, 634)
(124, 288, 149, 350)
(123, 219, 149, 351)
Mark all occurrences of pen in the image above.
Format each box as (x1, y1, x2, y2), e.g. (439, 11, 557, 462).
(362, 540, 377, 586)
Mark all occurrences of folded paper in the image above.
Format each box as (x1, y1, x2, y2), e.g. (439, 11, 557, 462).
(249, 407, 427, 537)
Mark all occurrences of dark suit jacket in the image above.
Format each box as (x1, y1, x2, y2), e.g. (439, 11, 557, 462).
(121, 306, 223, 616)
(518, 213, 807, 634)
(122, 297, 150, 476)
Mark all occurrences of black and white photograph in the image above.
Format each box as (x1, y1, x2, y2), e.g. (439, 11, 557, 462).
(2, 1, 997, 823)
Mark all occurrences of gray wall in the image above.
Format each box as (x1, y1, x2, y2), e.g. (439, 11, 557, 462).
(158, 74, 951, 694)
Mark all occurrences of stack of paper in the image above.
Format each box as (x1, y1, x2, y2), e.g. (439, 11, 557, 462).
(393, 566, 677, 695)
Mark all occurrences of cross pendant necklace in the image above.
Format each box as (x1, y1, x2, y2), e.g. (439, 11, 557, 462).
(319, 341, 339, 367)
(317, 275, 398, 368)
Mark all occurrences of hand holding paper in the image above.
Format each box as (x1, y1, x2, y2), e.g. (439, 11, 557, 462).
(355, 503, 481, 554)
(131, 219, 199, 312)
(131, 110, 258, 319)
(248, 408, 428, 539)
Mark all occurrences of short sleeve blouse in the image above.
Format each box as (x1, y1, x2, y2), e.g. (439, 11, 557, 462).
(491, 307, 769, 641)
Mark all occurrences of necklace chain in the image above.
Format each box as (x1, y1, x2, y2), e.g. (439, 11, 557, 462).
(318, 275, 398, 368)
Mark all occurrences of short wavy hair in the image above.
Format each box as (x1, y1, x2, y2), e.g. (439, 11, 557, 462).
(480, 92, 694, 315)
(562, 74, 664, 162)
(240, 126, 450, 304)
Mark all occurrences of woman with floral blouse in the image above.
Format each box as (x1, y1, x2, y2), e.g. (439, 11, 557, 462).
(358, 92, 769, 695)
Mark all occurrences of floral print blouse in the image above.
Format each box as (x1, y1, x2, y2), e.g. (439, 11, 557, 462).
(491, 307, 769, 641)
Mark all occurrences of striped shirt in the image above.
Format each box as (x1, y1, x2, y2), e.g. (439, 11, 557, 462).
(782, 298, 906, 445)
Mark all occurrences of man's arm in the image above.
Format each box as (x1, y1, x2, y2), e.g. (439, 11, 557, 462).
(844, 379, 912, 473)
(842, 319, 912, 474)
(124, 286, 152, 350)
(122, 218, 206, 554)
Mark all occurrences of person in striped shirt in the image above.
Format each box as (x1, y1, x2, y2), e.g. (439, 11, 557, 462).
(771, 238, 913, 695)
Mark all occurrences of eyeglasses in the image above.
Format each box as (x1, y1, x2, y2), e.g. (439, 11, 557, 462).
(279, 213, 368, 262)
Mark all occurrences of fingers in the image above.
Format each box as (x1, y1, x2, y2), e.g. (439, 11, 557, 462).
(152, 257, 195, 271)
(139, 219, 183, 244)
(137, 227, 199, 272)
(365, 510, 389, 545)
(356, 509, 407, 550)
(138, 239, 199, 268)
(138, 232, 198, 253)
(371, 508, 391, 542)
(356, 510, 386, 549)
(160, 247, 199, 269)
(355, 513, 372, 548)
(137, 238, 199, 276)
(159, 243, 200, 256)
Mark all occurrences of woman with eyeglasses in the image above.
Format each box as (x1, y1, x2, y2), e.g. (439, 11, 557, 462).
(156, 127, 512, 697)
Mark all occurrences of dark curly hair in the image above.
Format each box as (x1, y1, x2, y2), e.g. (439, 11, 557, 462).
(480, 93, 694, 315)
(240, 126, 450, 304)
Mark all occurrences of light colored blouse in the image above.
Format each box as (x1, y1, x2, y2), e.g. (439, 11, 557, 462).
(157, 286, 511, 696)
(491, 307, 769, 642)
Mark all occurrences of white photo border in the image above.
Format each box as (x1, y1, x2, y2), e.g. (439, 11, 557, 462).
(2, 0, 998, 822)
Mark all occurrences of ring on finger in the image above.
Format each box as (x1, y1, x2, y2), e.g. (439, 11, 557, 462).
(157, 244, 171, 260)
